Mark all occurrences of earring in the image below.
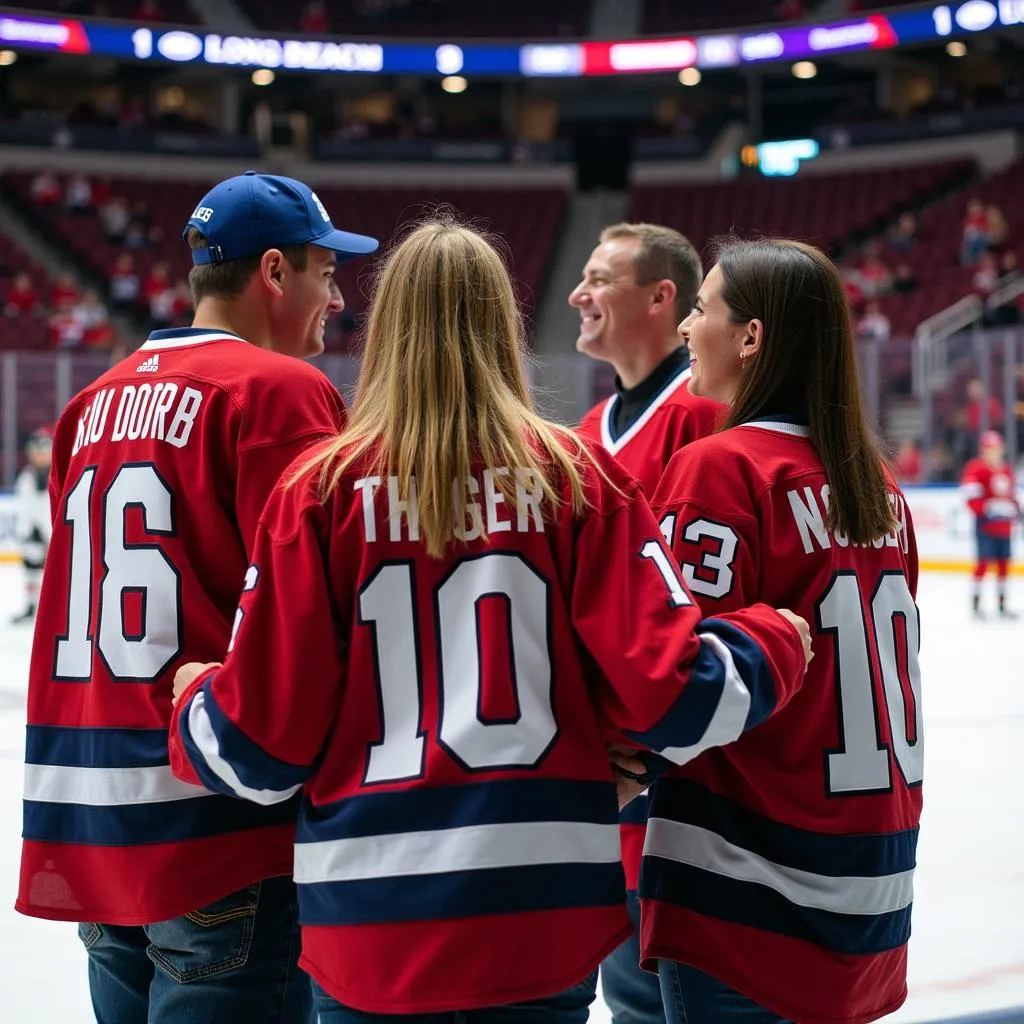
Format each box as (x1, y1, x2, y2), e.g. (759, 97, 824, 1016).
(740, 351, 747, 361)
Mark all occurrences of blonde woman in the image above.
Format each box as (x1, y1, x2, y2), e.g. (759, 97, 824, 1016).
(168, 219, 811, 1023)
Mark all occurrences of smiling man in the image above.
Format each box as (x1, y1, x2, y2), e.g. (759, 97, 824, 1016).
(571, 222, 721, 1024)
(18, 171, 377, 1024)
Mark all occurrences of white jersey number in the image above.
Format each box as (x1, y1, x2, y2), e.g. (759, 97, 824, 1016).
(817, 571, 923, 794)
(55, 464, 182, 681)
(359, 552, 556, 784)
(661, 515, 739, 601)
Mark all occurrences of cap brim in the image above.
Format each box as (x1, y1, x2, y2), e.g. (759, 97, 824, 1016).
(315, 228, 379, 262)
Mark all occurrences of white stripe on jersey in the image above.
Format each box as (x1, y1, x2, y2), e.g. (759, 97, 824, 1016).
(644, 818, 915, 916)
(294, 820, 622, 885)
(139, 332, 245, 351)
(186, 689, 304, 806)
(653, 631, 751, 766)
(600, 367, 693, 455)
(744, 420, 811, 438)
(23, 763, 214, 806)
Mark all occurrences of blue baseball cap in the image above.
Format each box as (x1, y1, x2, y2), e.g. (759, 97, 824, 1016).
(183, 170, 378, 266)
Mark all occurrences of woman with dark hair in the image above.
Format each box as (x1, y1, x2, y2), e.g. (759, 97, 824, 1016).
(639, 239, 924, 1024)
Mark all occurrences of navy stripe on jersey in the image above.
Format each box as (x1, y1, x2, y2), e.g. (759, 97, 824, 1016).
(643, 860, 911, 955)
(619, 794, 649, 826)
(26, 725, 169, 768)
(650, 779, 919, 879)
(300, 861, 625, 926)
(23, 792, 299, 846)
(294, 777, 619, 844)
(178, 682, 311, 805)
(623, 620, 776, 762)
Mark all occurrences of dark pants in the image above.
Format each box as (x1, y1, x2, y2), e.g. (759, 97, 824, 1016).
(658, 962, 790, 1024)
(600, 890, 665, 1023)
(312, 971, 598, 1023)
(80, 876, 312, 1024)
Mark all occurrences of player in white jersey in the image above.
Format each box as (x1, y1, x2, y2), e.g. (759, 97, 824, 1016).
(11, 426, 52, 623)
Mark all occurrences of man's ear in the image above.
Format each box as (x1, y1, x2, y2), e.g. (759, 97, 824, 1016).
(259, 249, 287, 297)
(651, 278, 677, 315)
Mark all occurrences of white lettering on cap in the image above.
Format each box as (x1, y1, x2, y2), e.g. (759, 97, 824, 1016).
(191, 206, 214, 222)
(310, 192, 330, 223)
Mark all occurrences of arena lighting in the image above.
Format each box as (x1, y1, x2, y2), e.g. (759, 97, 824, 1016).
(792, 60, 818, 79)
(946, 40, 968, 54)
(0, 1, 1020, 75)
(441, 75, 467, 93)
(0, 48, 16, 64)
(678, 67, 701, 86)
(251, 68, 274, 85)
(756, 138, 820, 176)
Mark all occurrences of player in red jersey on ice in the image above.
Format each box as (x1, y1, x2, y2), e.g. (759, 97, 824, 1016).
(168, 218, 812, 1023)
(570, 222, 722, 1024)
(641, 239, 923, 1024)
(18, 171, 377, 1024)
(961, 429, 1019, 618)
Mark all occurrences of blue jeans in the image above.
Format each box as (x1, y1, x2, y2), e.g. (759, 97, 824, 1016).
(658, 962, 790, 1024)
(600, 890, 665, 1024)
(80, 876, 312, 1024)
(313, 971, 597, 1023)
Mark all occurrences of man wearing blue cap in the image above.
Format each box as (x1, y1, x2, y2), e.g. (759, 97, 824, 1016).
(18, 172, 378, 1024)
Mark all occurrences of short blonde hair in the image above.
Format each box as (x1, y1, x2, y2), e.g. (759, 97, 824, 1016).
(297, 216, 596, 557)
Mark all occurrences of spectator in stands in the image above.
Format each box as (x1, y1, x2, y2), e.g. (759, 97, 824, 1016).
(124, 221, 149, 250)
(889, 212, 918, 253)
(965, 378, 1004, 441)
(5, 273, 39, 317)
(973, 253, 1000, 312)
(986, 203, 1008, 250)
(50, 272, 79, 309)
(839, 266, 865, 313)
(29, 171, 61, 206)
(300, 0, 329, 33)
(109, 252, 140, 311)
(64, 173, 93, 212)
(74, 289, 113, 349)
(893, 440, 923, 484)
(892, 263, 919, 293)
(857, 301, 891, 342)
(928, 442, 957, 483)
(134, 0, 165, 22)
(962, 198, 990, 265)
(859, 252, 892, 298)
(100, 196, 131, 242)
(49, 297, 85, 349)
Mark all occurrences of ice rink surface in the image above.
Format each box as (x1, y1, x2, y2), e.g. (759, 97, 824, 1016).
(0, 565, 1021, 1023)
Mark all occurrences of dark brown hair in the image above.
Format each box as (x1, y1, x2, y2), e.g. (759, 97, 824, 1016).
(600, 222, 703, 321)
(716, 237, 896, 544)
(186, 228, 307, 303)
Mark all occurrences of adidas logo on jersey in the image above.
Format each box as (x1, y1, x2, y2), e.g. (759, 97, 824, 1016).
(136, 354, 160, 373)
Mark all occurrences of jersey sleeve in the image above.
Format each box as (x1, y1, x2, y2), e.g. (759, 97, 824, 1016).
(234, 370, 346, 552)
(570, 474, 805, 768)
(650, 444, 760, 615)
(169, 477, 344, 803)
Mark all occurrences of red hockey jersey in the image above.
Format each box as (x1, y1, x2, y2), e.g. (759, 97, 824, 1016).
(169, 437, 807, 1014)
(577, 352, 722, 889)
(647, 418, 922, 1024)
(577, 359, 721, 497)
(961, 458, 1019, 538)
(18, 327, 346, 925)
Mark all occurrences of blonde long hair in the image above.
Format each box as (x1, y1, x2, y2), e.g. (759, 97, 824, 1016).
(297, 217, 594, 557)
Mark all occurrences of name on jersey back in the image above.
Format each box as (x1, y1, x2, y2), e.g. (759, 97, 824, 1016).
(353, 468, 546, 543)
(72, 382, 203, 456)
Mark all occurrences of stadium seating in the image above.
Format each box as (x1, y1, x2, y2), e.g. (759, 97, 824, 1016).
(626, 160, 973, 261)
(7, 0, 202, 25)
(236, 0, 590, 38)
(0, 232, 55, 353)
(2, 173, 568, 350)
